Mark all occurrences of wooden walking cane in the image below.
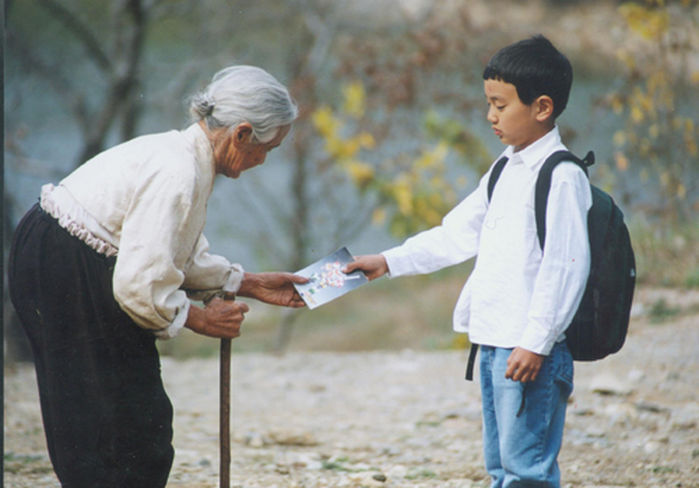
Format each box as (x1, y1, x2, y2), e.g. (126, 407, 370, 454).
(206, 290, 234, 488)
(220, 336, 231, 488)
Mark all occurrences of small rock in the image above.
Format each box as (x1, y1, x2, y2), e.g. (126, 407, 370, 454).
(387, 464, 408, 478)
(643, 441, 662, 454)
(604, 402, 638, 421)
(630, 302, 645, 317)
(587, 427, 607, 438)
(348, 473, 386, 487)
(671, 404, 699, 430)
(590, 373, 634, 396)
(380, 445, 402, 457)
(627, 368, 645, 383)
(635, 402, 670, 414)
(268, 428, 319, 446)
(244, 431, 267, 448)
(283, 451, 323, 470)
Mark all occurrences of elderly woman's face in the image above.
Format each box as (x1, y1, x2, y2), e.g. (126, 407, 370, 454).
(213, 123, 291, 179)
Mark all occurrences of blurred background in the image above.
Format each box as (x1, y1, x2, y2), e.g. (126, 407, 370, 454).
(4, 0, 698, 361)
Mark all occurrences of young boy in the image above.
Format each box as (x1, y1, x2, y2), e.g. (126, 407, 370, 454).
(345, 35, 591, 487)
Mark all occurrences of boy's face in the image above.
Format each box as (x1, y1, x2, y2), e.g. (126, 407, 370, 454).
(484, 78, 548, 152)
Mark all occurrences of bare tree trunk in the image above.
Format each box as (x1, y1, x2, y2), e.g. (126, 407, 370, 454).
(18, 0, 151, 166)
(271, 4, 339, 353)
(274, 142, 310, 353)
(76, 0, 149, 164)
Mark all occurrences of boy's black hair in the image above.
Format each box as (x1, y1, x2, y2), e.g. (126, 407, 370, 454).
(483, 35, 572, 119)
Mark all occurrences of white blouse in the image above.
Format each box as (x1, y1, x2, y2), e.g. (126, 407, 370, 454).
(40, 123, 244, 339)
(382, 127, 592, 355)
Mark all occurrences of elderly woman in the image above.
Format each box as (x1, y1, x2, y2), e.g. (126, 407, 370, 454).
(8, 65, 305, 487)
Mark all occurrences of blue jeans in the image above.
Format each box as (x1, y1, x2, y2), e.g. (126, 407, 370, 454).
(479, 342, 573, 488)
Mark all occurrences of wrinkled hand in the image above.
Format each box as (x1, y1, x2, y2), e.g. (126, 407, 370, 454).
(185, 297, 249, 339)
(237, 272, 308, 308)
(343, 254, 388, 281)
(505, 347, 544, 382)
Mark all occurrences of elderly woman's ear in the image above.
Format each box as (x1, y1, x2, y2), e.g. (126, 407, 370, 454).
(232, 122, 254, 145)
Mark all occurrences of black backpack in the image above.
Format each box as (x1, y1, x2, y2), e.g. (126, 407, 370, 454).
(465, 150, 636, 381)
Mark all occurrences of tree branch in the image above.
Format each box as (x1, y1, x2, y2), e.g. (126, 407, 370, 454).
(5, 28, 90, 131)
(36, 0, 112, 73)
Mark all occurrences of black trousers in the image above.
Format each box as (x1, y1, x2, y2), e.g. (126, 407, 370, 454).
(8, 204, 174, 488)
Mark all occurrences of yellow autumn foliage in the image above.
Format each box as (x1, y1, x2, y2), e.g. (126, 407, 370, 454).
(392, 177, 413, 216)
(615, 152, 630, 172)
(371, 207, 387, 225)
(345, 160, 375, 187)
(613, 131, 626, 147)
(414, 142, 449, 170)
(312, 105, 341, 138)
(342, 82, 366, 119)
(610, 1, 697, 220)
(619, 2, 669, 40)
(356, 132, 376, 149)
(311, 80, 499, 236)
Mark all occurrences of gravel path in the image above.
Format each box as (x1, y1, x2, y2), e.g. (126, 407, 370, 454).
(4, 288, 698, 487)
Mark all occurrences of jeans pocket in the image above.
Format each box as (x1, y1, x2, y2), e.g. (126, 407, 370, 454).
(554, 343, 574, 398)
(555, 372, 573, 400)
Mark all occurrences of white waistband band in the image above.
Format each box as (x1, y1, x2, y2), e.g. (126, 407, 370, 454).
(40, 184, 119, 258)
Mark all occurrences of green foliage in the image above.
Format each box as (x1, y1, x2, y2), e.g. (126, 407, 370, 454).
(405, 468, 438, 480)
(648, 298, 681, 323)
(4, 452, 53, 475)
(685, 268, 699, 289)
(424, 111, 493, 176)
(606, 0, 698, 221)
(321, 458, 354, 472)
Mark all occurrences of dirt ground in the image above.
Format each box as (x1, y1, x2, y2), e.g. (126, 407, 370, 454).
(4, 287, 698, 487)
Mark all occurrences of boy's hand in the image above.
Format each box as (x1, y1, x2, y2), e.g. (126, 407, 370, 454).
(343, 254, 388, 281)
(506, 347, 544, 382)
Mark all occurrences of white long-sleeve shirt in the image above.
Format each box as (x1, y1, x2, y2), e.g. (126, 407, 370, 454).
(382, 127, 592, 355)
(40, 123, 244, 339)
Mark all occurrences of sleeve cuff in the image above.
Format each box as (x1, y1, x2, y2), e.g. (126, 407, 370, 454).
(518, 321, 560, 356)
(222, 263, 245, 293)
(154, 301, 190, 340)
(381, 248, 410, 278)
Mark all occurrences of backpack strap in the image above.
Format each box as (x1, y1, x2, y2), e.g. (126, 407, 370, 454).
(534, 150, 594, 249)
(487, 156, 509, 202)
(465, 343, 478, 381)
(466, 156, 507, 382)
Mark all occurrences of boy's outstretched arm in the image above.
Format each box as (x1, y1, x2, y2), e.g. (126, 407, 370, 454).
(344, 254, 389, 281)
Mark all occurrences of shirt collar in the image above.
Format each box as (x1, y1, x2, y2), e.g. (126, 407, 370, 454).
(500, 126, 562, 170)
(182, 122, 215, 168)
